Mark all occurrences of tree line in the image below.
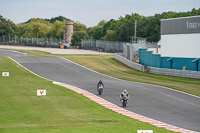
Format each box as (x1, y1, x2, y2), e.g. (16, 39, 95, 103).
(0, 8, 200, 45)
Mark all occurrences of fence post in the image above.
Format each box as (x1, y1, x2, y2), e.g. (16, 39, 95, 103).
(47, 38, 48, 45)
(36, 37, 38, 44)
(41, 38, 43, 44)
(14, 36, 16, 43)
(90, 40, 92, 49)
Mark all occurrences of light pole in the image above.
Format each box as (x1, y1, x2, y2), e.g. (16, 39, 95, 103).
(134, 20, 137, 43)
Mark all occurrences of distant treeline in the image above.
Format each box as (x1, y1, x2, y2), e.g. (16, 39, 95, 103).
(0, 8, 200, 45)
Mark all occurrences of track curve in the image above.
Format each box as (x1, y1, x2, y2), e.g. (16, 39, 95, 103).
(1, 49, 200, 132)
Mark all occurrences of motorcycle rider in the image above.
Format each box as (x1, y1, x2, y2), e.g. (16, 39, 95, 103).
(120, 89, 129, 102)
(97, 80, 104, 91)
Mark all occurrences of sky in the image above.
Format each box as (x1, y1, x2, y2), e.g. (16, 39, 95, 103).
(0, 0, 200, 27)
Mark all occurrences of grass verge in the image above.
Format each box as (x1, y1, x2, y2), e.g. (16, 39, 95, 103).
(0, 56, 177, 133)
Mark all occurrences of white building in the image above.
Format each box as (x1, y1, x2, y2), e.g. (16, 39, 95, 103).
(160, 16, 200, 58)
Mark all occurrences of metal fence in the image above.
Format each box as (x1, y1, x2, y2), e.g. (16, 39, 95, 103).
(81, 40, 97, 50)
(146, 42, 160, 48)
(0, 35, 63, 48)
(123, 43, 146, 62)
(81, 40, 123, 53)
(122, 42, 161, 62)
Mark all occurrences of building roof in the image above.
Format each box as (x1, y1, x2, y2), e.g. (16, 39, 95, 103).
(161, 15, 200, 21)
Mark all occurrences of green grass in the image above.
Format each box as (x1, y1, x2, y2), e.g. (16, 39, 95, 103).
(0, 56, 177, 133)
(13, 49, 200, 97)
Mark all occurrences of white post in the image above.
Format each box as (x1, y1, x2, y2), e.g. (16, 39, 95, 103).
(134, 20, 137, 43)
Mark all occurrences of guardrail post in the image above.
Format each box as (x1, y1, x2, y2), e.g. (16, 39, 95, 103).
(14, 36, 16, 43)
(32, 37, 33, 44)
(26, 37, 28, 44)
(36, 37, 38, 44)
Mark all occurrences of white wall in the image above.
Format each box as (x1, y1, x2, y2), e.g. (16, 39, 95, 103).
(161, 33, 200, 58)
(147, 48, 161, 54)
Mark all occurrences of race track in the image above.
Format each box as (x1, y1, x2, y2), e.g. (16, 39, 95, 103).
(1, 49, 200, 132)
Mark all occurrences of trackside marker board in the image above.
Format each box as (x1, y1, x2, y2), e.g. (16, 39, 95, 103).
(37, 90, 46, 96)
(2, 72, 9, 76)
(137, 130, 153, 133)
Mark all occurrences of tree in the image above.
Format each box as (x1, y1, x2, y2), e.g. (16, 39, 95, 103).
(25, 21, 51, 38)
(71, 31, 88, 46)
(97, 20, 107, 27)
(91, 27, 104, 40)
(2, 8, 200, 41)
(50, 20, 65, 39)
(17, 23, 28, 37)
(0, 15, 18, 36)
(117, 15, 139, 42)
(88, 20, 107, 40)
(74, 22, 87, 32)
(102, 30, 117, 41)
(45, 16, 68, 23)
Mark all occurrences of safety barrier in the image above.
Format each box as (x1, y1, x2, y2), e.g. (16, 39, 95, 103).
(114, 53, 144, 72)
(148, 67, 200, 79)
(115, 53, 200, 79)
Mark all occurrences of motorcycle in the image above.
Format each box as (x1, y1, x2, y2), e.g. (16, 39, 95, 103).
(97, 84, 104, 95)
(122, 95, 128, 107)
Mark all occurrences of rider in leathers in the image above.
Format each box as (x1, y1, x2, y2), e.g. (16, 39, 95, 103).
(97, 80, 104, 91)
(120, 90, 129, 102)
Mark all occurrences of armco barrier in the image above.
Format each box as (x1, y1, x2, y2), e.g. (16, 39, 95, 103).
(115, 53, 144, 72)
(148, 67, 200, 79)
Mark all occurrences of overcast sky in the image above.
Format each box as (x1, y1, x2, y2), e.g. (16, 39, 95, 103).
(0, 0, 200, 27)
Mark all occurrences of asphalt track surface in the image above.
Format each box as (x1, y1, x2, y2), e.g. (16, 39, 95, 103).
(1, 49, 200, 132)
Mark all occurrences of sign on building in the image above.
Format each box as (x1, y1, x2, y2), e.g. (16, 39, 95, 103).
(160, 16, 200, 58)
(161, 16, 200, 35)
